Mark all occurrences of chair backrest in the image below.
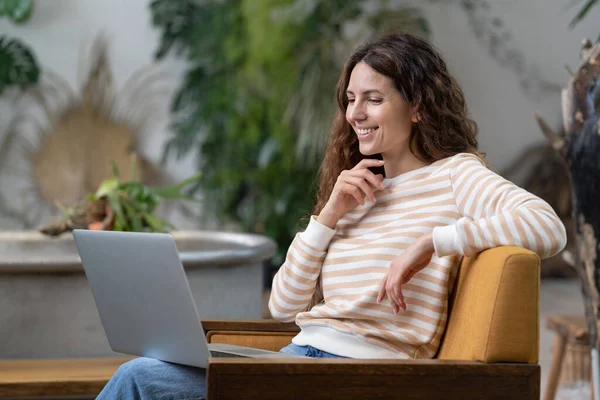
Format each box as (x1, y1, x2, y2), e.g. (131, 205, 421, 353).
(436, 246, 540, 363)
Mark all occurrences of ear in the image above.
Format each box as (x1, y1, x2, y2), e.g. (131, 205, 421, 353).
(411, 107, 420, 123)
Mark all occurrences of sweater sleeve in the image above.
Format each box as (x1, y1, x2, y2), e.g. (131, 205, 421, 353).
(268, 216, 336, 322)
(432, 154, 567, 259)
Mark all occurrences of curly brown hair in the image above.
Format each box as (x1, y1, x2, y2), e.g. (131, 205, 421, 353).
(312, 32, 483, 216)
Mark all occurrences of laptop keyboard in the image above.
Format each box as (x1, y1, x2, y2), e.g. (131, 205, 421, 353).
(210, 350, 250, 358)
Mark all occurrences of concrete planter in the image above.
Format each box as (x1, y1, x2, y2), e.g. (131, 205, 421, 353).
(0, 230, 275, 358)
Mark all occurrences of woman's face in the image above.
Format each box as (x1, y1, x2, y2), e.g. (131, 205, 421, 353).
(345, 62, 417, 159)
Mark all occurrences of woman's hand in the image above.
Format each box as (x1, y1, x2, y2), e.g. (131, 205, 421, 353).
(377, 232, 435, 314)
(317, 159, 385, 228)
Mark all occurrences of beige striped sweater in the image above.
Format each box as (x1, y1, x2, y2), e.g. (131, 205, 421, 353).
(268, 153, 567, 359)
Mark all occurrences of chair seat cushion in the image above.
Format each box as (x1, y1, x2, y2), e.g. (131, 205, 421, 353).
(207, 331, 295, 352)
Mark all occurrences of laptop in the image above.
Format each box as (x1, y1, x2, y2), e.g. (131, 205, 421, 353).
(73, 229, 301, 368)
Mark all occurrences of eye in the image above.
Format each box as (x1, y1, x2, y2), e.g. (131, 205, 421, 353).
(347, 98, 355, 103)
(368, 98, 383, 104)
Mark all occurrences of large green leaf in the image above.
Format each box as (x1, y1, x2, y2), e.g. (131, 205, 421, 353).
(150, 0, 199, 58)
(150, 172, 202, 201)
(0, 36, 40, 94)
(92, 178, 118, 199)
(121, 198, 144, 232)
(569, 0, 598, 28)
(0, 0, 34, 23)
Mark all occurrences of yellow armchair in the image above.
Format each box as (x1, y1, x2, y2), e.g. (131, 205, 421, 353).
(204, 246, 541, 399)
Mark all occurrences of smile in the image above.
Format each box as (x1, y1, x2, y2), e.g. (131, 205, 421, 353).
(356, 127, 378, 139)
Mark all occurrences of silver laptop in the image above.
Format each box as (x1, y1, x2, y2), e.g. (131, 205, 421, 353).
(73, 229, 300, 368)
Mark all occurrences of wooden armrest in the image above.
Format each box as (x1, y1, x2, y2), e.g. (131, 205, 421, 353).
(202, 319, 299, 352)
(206, 358, 539, 400)
(201, 319, 300, 333)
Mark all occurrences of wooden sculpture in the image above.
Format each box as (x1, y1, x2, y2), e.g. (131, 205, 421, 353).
(535, 38, 600, 397)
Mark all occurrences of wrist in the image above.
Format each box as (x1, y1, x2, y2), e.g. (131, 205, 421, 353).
(317, 206, 340, 229)
(419, 232, 435, 254)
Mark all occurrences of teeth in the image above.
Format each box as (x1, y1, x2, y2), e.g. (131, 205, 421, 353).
(357, 128, 377, 135)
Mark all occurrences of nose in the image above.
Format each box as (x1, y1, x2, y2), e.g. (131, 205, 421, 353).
(347, 101, 367, 123)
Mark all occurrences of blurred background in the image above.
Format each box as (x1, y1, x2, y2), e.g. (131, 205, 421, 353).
(0, 0, 598, 398)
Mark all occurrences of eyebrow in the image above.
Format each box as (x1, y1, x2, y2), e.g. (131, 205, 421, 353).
(346, 89, 384, 96)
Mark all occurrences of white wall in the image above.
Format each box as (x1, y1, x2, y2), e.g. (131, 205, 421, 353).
(0, 0, 197, 229)
(0, 0, 598, 229)
(0, 0, 193, 172)
(422, 0, 598, 169)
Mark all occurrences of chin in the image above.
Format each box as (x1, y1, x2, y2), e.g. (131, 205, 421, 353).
(358, 145, 379, 156)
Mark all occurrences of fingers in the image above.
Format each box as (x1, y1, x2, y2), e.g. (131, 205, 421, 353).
(349, 166, 385, 190)
(387, 292, 399, 315)
(379, 244, 434, 315)
(378, 273, 409, 314)
(387, 285, 407, 314)
(335, 160, 385, 206)
(353, 159, 385, 189)
(339, 184, 366, 205)
(354, 158, 385, 170)
(341, 170, 383, 197)
(343, 176, 376, 203)
(331, 159, 385, 211)
(338, 170, 384, 204)
(378, 275, 405, 314)
(396, 287, 407, 311)
(356, 170, 385, 191)
(388, 286, 402, 314)
(377, 275, 388, 303)
(378, 275, 402, 314)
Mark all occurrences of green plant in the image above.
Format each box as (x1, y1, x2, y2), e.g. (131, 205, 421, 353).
(150, 0, 429, 264)
(568, 0, 599, 43)
(38, 157, 202, 236)
(0, 0, 39, 94)
(90, 160, 202, 233)
(569, 0, 598, 33)
(0, 36, 39, 94)
(0, 0, 34, 22)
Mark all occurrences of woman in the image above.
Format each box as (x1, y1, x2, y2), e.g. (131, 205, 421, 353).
(97, 32, 566, 398)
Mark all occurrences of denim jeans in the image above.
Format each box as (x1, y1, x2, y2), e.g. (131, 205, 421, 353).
(97, 344, 346, 399)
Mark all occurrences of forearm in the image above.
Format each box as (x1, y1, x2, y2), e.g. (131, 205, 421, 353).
(268, 216, 336, 321)
(433, 200, 567, 258)
(440, 154, 568, 259)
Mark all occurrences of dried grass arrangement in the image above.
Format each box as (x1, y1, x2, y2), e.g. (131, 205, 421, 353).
(0, 35, 174, 229)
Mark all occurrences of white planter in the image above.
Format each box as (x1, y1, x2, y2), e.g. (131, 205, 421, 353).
(0, 230, 275, 358)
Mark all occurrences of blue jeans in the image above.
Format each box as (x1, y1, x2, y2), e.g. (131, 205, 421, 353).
(97, 344, 346, 399)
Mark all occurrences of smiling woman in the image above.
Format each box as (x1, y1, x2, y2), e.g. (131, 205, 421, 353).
(269, 32, 566, 356)
(95, 32, 568, 400)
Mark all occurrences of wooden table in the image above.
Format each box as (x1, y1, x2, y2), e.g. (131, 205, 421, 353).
(0, 357, 132, 398)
